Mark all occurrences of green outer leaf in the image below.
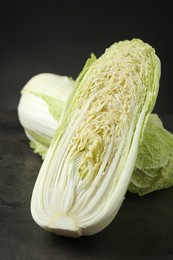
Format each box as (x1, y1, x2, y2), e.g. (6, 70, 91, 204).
(26, 129, 52, 159)
(128, 114, 173, 195)
(34, 94, 65, 121)
(29, 141, 48, 159)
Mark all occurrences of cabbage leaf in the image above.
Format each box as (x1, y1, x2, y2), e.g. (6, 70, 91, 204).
(129, 114, 173, 195)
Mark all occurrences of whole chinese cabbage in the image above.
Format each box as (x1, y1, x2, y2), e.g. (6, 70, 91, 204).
(18, 73, 74, 156)
(30, 39, 160, 237)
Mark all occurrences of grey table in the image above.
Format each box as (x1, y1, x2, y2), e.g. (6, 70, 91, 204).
(0, 110, 173, 260)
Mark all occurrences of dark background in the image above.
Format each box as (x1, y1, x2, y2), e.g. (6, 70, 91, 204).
(0, 1, 172, 113)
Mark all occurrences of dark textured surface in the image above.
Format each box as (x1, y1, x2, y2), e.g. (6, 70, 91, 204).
(0, 110, 173, 260)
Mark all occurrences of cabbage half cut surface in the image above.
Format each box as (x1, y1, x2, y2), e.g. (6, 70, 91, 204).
(31, 39, 160, 237)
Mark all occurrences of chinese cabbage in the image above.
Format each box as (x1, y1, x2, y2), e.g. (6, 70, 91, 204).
(30, 39, 160, 237)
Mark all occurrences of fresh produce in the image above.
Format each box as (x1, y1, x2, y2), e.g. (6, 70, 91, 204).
(28, 39, 160, 237)
(18, 49, 173, 197)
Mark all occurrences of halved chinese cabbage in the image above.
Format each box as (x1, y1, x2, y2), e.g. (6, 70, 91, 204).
(30, 39, 160, 237)
(18, 56, 173, 197)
